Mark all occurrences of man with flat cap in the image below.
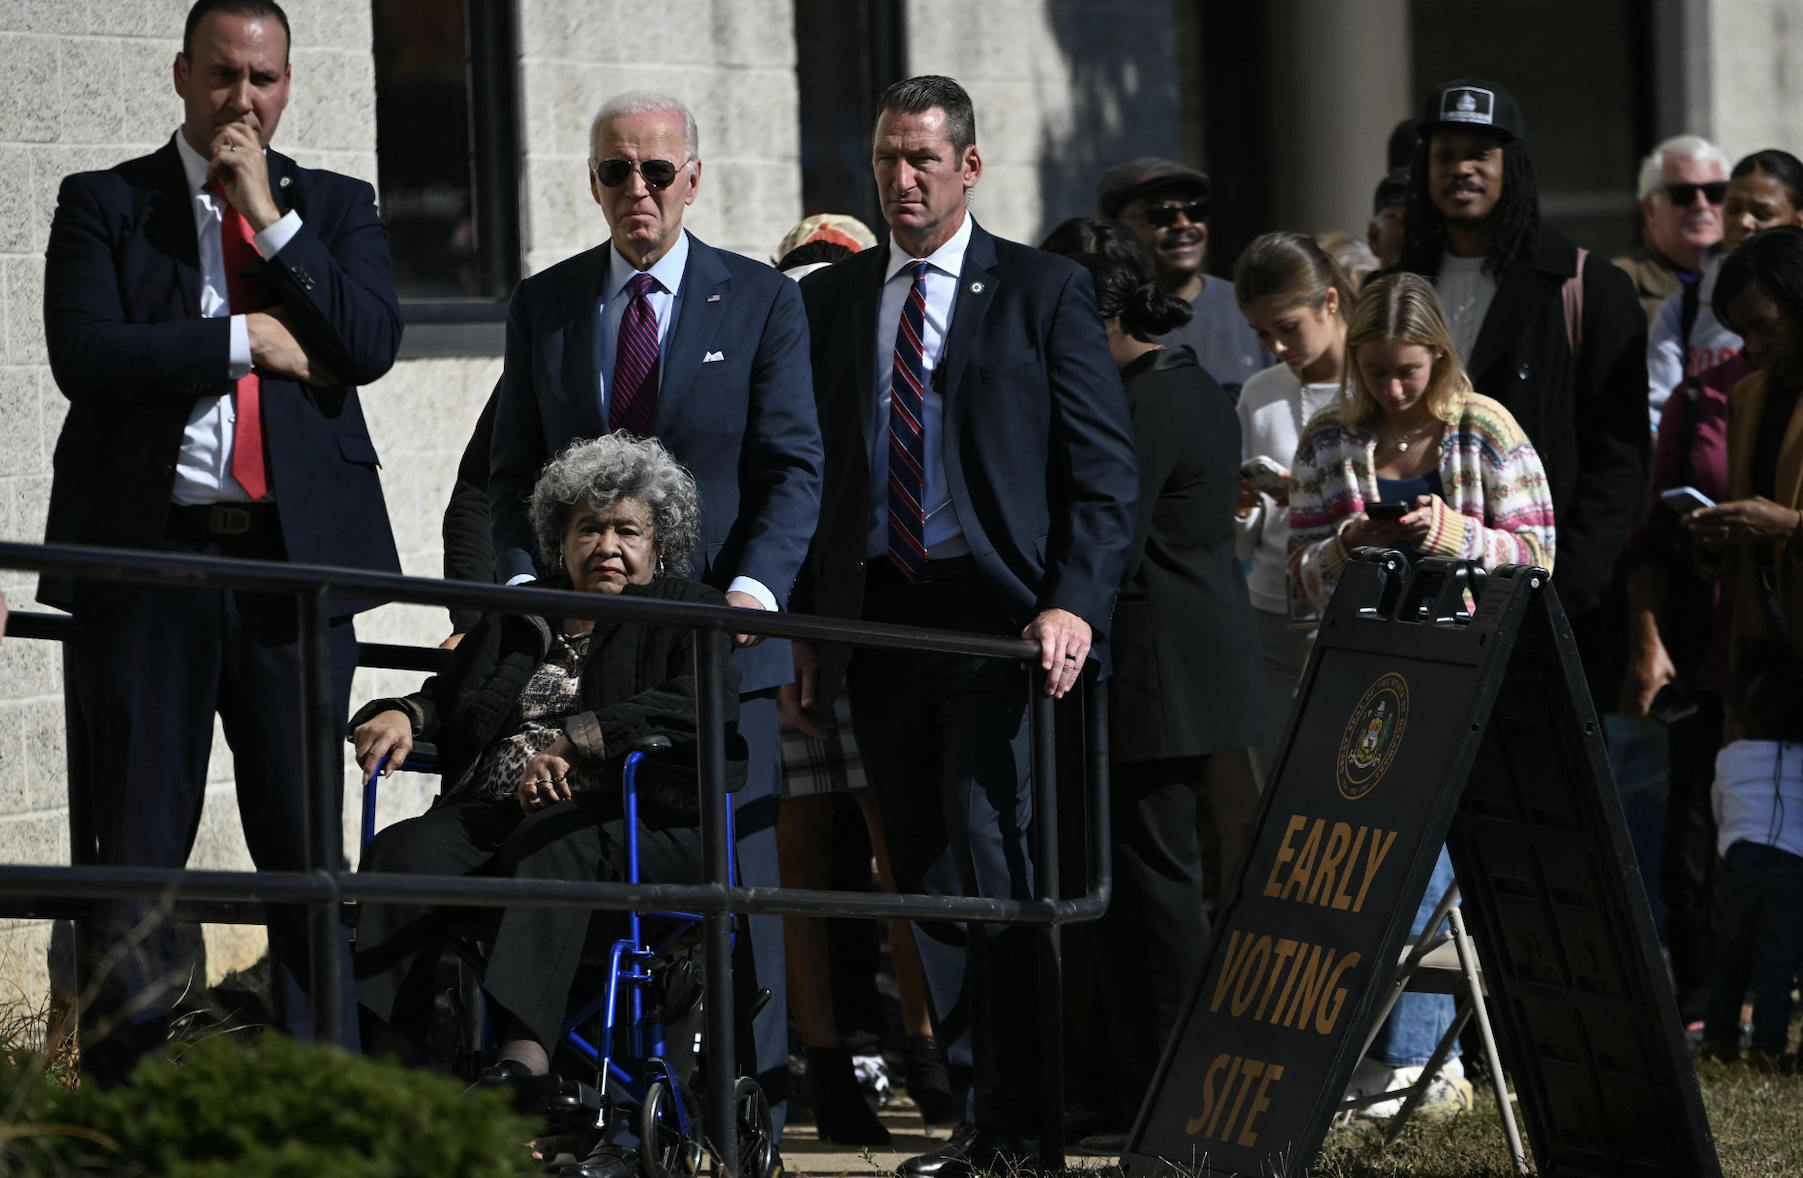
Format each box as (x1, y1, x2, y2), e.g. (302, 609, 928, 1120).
(1097, 158, 1271, 399)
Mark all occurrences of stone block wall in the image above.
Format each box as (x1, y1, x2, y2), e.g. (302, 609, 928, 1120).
(1708, 0, 1803, 159)
(0, 0, 483, 1002)
(515, 0, 803, 273)
(903, 0, 1176, 245)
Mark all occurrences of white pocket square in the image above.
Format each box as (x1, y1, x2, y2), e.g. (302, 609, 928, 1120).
(703, 351, 725, 363)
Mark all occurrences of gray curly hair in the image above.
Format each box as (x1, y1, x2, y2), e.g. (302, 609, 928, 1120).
(528, 433, 701, 576)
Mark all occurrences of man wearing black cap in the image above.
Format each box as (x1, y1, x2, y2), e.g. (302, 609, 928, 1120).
(1398, 79, 1647, 657)
(1097, 158, 1270, 399)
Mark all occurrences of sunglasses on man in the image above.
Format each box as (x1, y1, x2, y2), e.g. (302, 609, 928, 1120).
(1137, 199, 1207, 229)
(593, 157, 690, 190)
(1664, 181, 1728, 207)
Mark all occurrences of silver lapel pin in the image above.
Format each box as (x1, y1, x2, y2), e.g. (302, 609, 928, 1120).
(279, 176, 292, 189)
(970, 281, 984, 293)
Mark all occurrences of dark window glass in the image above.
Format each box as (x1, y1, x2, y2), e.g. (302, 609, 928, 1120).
(373, 0, 520, 302)
(794, 0, 904, 232)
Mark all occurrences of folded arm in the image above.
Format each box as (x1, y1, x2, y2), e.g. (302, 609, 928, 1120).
(44, 175, 235, 405)
(253, 175, 402, 387)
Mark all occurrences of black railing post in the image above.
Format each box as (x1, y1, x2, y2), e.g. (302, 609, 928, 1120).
(297, 587, 345, 1048)
(1032, 689, 1064, 1170)
(1084, 674, 1111, 906)
(695, 627, 737, 1176)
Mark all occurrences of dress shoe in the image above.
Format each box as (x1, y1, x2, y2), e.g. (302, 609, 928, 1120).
(561, 1141, 639, 1178)
(897, 1124, 1038, 1178)
(805, 1045, 890, 1144)
(902, 1035, 961, 1127)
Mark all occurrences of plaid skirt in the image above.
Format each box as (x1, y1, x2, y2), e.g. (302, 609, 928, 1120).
(779, 695, 865, 797)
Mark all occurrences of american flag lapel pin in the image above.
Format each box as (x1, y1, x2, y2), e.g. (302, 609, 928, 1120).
(706, 294, 721, 302)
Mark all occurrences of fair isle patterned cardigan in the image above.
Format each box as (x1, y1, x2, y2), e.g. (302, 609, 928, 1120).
(1286, 390, 1556, 611)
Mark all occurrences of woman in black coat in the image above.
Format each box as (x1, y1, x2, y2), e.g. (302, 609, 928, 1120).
(1041, 219, 1264, 1137)
(349, 433, 743, 1133)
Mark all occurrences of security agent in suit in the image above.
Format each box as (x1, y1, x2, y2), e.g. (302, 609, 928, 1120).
(39, 0, 401, 1083)
(792, 76, 1139, 1177)
(487, 92, 823, 1128)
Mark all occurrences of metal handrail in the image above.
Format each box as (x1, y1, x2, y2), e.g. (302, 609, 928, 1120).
(0, 540, 1111, 1173)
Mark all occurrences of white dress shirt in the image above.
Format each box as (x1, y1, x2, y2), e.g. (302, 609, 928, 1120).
(170, 130, 304, 505)
(866, 212, 972, 560)
(510, 231, 774, 612)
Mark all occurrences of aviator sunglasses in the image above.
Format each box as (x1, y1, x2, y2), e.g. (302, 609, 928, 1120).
(593, 157, 690, 189)
(1139, 199, 1207, 228)
(1665, 181, 1728, 207)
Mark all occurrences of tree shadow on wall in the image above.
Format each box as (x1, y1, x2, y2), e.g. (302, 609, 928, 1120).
(1035, 0, 1180, 241)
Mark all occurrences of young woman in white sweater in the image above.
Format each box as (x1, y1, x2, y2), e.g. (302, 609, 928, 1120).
(1231, 232, 1353, 786)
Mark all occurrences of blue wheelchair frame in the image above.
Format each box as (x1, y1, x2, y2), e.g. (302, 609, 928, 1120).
(362, 743, 735, 1147)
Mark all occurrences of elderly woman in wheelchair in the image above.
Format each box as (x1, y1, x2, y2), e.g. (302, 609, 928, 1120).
(349, 433, 746, 1178)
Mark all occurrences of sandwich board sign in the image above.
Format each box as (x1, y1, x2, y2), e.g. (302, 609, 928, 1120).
(1120, 553, 1719, 1177)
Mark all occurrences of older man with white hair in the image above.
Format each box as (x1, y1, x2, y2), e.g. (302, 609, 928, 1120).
(1614, 134, 1732, 326)
(489, 90, 822, 1177)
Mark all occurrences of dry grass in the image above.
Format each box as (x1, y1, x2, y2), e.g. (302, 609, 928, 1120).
(1310, 1060, 1803, 1177)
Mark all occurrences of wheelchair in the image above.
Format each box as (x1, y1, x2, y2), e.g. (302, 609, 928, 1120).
(363, 736, 779, 1178)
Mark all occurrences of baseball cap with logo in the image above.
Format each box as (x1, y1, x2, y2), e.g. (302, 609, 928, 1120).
(1418, 78, 1526, 144)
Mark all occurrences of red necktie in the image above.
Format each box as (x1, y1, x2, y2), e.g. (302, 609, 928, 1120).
(208, 179, 270, 501)
(609, 272, 661, 437)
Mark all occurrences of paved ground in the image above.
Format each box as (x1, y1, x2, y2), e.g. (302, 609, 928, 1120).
(780, 1098, 1116, 1177)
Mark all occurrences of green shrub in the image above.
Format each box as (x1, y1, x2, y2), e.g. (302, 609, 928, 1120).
(14, 1035, 540, 1177)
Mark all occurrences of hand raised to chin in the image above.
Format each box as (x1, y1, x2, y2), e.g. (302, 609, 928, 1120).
(207, 122, 282, 232)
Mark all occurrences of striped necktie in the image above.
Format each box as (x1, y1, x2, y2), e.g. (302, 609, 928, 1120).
(610, 271, 661, 436)
(886, 260, 932, 577)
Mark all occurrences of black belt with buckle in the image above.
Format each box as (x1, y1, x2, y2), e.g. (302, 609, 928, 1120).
(167, 503, 278, 537)
(868, 554, 979, 585)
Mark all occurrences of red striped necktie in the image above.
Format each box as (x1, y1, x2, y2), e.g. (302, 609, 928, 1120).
(886, 260, 932, 577)
(207, 179, 270, 501)
(610, 271, 662, 436)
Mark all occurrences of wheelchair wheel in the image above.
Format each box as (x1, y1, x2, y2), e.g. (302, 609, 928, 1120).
(734, 1076, 779, 1178)
(640, 1075, 704, 1178)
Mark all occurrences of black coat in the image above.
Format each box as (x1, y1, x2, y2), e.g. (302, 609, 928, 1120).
(350, 578, 745, 798)
(1444, 226, 1649, 613)
(793, 219, 1140, 704)
(40, 137, 403, 611)
(1110, 348, 1264, 762)
(442, 379, 501, 635)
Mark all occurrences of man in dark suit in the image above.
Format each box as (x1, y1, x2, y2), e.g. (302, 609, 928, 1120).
(40, 0, 401, 1082)
(792, 76, 1139, 1176)
(486, 91, 822, 1144)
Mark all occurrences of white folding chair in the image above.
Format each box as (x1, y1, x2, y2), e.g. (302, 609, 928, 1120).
(1339, 882, 1529, 1176)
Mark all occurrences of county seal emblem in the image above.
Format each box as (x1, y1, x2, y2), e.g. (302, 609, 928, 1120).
(1336, 672, 1410, 799)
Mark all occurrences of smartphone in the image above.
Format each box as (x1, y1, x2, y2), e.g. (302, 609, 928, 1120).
(1365, 501, 1410, 522)
(1239, 456, 1290, 497)
(1649, 682, 1699, 725)
(1660, 485, 1715, 514)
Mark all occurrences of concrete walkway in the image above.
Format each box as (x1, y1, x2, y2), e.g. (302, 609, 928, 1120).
(780, 1098, 1116, 1177)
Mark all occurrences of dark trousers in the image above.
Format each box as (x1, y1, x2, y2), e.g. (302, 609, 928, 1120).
(1092, 756, 1211, 1125)
(847, 561, 1039, 1138)
(354, 794, 702, 1053)
(1663, 693, 1723, 1014)
(733, 694, 790, 1130)
(1704, 839, 1803, 1055)
(69, 518, 359, 1084)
